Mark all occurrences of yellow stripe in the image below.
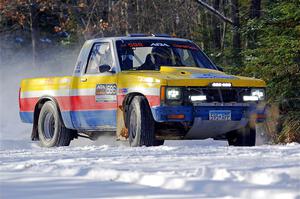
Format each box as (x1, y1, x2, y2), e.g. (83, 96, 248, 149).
(21, 72, 265, 92)
(21, 76, 73, 92)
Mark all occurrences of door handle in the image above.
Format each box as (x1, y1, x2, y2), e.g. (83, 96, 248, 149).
(80, 78, 87, 82)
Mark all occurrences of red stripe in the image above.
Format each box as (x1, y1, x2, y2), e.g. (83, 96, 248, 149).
(20, 97, 38, 112)
(146, 95, 160, 107)
(58, 96, 117, 111)
(20, 95, 160, 112)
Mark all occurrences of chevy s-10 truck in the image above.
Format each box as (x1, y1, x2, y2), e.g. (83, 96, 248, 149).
(19, 34, 266, 147)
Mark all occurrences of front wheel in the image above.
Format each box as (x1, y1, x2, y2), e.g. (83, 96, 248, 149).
(227, 125, 256, 146)
(154, 140, 165, 146)
(126, 96, 158, 147)
(38, 101, 72, 147)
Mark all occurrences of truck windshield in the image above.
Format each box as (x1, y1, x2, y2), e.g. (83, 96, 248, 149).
(116, 39, 217, 71)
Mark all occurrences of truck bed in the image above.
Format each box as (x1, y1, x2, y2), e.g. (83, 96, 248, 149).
(19, 76, 74, 123)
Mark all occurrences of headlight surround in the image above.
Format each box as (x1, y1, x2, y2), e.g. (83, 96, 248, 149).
(166, 87, 182, 100)
(251, 88, 265, 100)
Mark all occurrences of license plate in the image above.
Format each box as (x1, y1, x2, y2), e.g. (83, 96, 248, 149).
(209, 110, 231, 121)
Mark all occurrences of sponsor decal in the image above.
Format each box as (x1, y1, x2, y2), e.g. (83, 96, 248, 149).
(74, 61, 82, 74)
(150, 43, 169, 47)
(127, 43, 144, 47)
(191, 73, 238, 79)
(95, 84, 117, 102)
(172, 44, 198, 50)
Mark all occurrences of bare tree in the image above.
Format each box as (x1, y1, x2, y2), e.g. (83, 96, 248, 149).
(195, 0, 233, 25)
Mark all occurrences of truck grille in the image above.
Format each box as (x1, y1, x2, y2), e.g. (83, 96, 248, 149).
(185, 87, 251, 103)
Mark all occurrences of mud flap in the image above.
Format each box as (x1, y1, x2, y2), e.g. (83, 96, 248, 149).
(255, 123, 272, 145)
(116, 105, 128, 140)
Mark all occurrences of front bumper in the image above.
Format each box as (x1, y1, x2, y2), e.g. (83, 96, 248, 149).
(152, 103, 265, 122)
(151, 102, 266, 139)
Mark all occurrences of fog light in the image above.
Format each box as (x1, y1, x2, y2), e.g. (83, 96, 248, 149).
(243, 95, 259, 101)
(190, 95, 206, 101)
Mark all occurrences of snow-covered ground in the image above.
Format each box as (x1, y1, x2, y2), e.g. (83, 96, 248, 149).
(1, 138, 299, 199)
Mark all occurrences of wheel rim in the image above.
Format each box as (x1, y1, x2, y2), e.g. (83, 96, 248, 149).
(43, 112, 55, 140)
(129, 109, 137, 142)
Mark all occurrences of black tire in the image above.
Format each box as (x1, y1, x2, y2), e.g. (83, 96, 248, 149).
(38, 101, 72, 147)
(227, 125, 256, 146)
(127, 96, 156, 147)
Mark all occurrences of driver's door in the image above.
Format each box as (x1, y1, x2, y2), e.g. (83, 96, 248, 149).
(72, 42, 117, 130)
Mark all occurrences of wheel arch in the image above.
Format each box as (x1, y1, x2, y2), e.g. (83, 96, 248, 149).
(122, 92, 152, 124)
(31, 96, 65, 141)
(116, 92, 153, 140)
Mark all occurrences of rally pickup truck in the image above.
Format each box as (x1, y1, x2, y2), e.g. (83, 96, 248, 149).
(19, 34, 266, 147)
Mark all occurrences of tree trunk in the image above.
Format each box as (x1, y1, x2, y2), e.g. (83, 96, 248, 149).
(127, 0, 137, 34)
(102, 0, 109, 22)
(212, 0, 221, 49)
(231, 0, 242, 66)
(249, 0, 261, 19)
(29, 1, 38, 68)
(248, 0, 261, 48)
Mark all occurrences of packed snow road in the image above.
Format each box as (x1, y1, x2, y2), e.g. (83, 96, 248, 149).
(0, 139, 299, 199)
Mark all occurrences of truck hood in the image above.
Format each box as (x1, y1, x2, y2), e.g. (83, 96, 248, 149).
(120, 66, 266, 87)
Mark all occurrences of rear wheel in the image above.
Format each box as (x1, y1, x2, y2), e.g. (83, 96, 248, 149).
(127, 96, 161, 147)
(227, 125, 256, 146)
(38, 101, 72, 147)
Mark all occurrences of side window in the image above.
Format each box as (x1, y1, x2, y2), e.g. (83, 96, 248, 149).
(176, 48, 196, 67)
(86, 43, 113, 74)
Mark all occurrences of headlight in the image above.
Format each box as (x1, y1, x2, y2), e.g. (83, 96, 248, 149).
(243, 88, 265, 101)
(166, 87, 181, 100)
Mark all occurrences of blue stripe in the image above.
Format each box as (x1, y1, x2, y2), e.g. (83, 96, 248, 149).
(60, 111, 74, 129)
(20, 110, 116, 131)
(191, 73, 237, 79)
(19, 112, 34, 123)
(66, 110, 117, 130)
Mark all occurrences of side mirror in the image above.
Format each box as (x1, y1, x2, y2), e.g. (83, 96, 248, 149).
(216, 65, 224, 72)
(98, 64, 111, 73)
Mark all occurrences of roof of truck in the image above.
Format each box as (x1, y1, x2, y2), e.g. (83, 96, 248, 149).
(87, 34, 192, 43)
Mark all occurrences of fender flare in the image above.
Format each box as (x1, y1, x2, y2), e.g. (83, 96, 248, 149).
(122, 92, 153, 125)
(116, 92, 152, 140)
(31, 96, 65, 141)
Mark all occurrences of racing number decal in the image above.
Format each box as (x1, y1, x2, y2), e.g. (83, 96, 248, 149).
(95, 84, 117, 102)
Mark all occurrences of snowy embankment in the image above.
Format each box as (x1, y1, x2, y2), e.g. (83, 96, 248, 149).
(0, 139, 299, 199)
